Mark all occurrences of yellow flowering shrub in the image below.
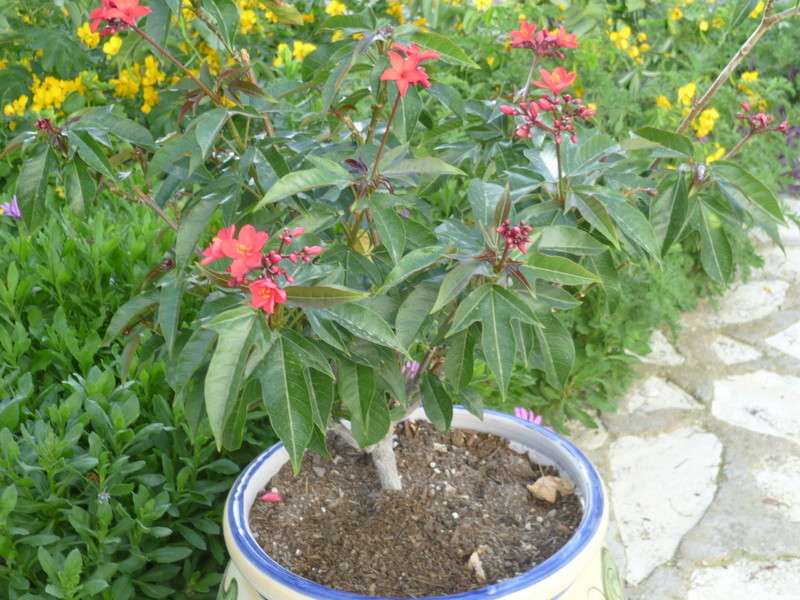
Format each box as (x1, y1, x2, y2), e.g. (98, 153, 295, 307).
(677, 82, 696, 106)
(656, 95, 672, 110)
(240, 9, 258, 34)
(325, 0, 347, 16)
(77, 22, 100, 49)
(474, 0, 491, 11)
(103, 35, 123, 59)
(692, 107, 719, 137)
(111, 67, 141, 99)
(749, 1, 765, 19)
(30, 74, 86, 112)
(705, 143, 725, 163)
(386, 1, 404, 22)
(3, 95, 28, 117)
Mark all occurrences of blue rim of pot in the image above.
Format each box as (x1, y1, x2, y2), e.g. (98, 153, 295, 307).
(227, 407, 605, 600)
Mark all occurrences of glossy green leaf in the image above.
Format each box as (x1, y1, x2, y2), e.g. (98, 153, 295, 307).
(568, 191, 620, 248)
(204, 0, 239, 48)
(158, 278, 183, 356)
(64, 158, 97, 216)
(443, 328, 474, 392)
(712, 160, 784, 224)
(173, 327, 218, 397)
(449, 284, 539, 396)
(255, 166, 350, 208)
(392, 88, 422, 143)
(325, 303, 407, 354)
(257, 336, 314, 471)
(76, 108, 156, 149)
(262, 0, 304, 24)
(204, 308, 259, 449)
(533, 310, 574, 391)
(591, 189, 661, 260)
(431, 261, 483, 313)
(193, 109, 229, 160)
(650, 173, 689, 255)
(697, 202, 732, 283)
(103, 291, 159, 345)
(634, 126, 695, 158)
(147, 134, 199, 178)
(148, 545, 193, 563)
(338, 360, 390, 447)
(583, 252, 620, 313)
(420, 373, 453, 432)
(284, 285, 368, 310)
(16, 146, 56, 229)
(281, 329, 334, 377)
(536, 225, 608, 255)
(409, 31, 479, 69)
(371, 205, 406, 265)
(382, 157, 465, 177)
(467, 178, 505, 225)
(520, 253, 601, 285)
(67, 130, 114, 179)
(727, 0, 761, 33)
(382, 246, 446, 290)
(396, 283, 439, 350)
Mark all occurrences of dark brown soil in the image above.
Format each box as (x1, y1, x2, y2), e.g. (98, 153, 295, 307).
(249, 421, 582, 598)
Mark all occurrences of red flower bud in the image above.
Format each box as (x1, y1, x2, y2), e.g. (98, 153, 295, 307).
(304, 246, 323, 256)
(741, 101, 751, 112)
(500, 105, 519, 116)
(291, 227, 306, 236)
(539, 98, 553, 111)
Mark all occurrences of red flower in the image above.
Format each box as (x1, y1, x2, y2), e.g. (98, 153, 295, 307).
(380, 51, 433, 97)
(200, 225, 236, 265)
(532, 67, 576, 95)
(554, 28, 578, 49)
(391, 43, 440, 62)
(90, 0, 152, 32)
(510, 22, 538, 48)
(222, 224, 269, 279)
(249, 278, 288, 313)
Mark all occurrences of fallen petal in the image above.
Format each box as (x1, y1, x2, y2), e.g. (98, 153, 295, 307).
(259, 491, 282, 503)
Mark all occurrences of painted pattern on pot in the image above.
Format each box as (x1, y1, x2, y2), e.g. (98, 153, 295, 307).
(220, 408, 618, 600)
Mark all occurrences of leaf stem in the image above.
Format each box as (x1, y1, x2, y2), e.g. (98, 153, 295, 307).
(371, 92, 402, 180)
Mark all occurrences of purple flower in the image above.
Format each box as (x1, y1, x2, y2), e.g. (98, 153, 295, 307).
(514, 407, 553, 431)
(402, 360, 420, 380)
(0, 196, 21, 220)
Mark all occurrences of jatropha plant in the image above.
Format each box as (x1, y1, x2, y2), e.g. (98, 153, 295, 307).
(9, 0, 789, 492)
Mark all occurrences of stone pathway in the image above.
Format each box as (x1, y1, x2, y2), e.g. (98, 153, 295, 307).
(567, 199, 800, 599)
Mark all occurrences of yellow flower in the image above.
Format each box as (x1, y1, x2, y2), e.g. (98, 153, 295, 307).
(291, 41, 317, 61)
(386, 0, 404, 21)
(677, 82, 696, 106)
(103, 35, 123, 59)
(521, 14, 529, 23)
(628, 46, 640, 59)
(240, 9, 257, 34)
(749, 1, 765, 19)
(302, 12, 316, 23)
(111, 67, 141, 99)
(474, 0, 491, 11)
(486, 57, 495, 68)
(705, 143, 725, 164)
(331, 30, 345, 42)
(142, 56, 165, 86)
(740, 71, 759, 82)
(692, 107, 719, 138)
(712, 16, 724, 28)
(656, 95, 672, 109)
(699, 19, 709, 32)
(637, 32, 647, 42)
(670, 7, 683, 20)
(273, 43, 289, 67)
(3, 95, 28, 117)
(325, 0, 347, 16)
(263, 9, 279, 23)
(77, 22, 100, 49)
(142, 85, 160, 114)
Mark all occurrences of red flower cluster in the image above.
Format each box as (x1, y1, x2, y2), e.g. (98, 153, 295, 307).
(496, 220, 534, 254)
(200, 224, 322, 313)
(89, 0, 152, 35)
(510, 22, 578, 58)
(380, 43, 440, 97)
(500, 69, 595, 144)
(738, 101, 789, 135)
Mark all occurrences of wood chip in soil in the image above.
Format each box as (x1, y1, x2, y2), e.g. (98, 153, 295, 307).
(249, 421, 583, 598)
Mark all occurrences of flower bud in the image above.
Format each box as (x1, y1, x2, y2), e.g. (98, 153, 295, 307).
(741, 100, 751, 112)
(291, 227, 306, 237)
(778, 121, 789, 132)
(539, 98, 553, 111)
(304, 246, 323, 256)
(500, 105, 519, 116)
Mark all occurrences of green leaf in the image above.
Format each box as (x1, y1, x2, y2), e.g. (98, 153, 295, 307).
(396, 283, 438, 350)
(381, 246, 446, 290)
(16, 146, 56, 229)
(533, 281, 581, 310)
(158, 279, 183, 356)
(67, 130, 115, 179)
(711, 160, 784, 224)
(696, 201, 732, 283)
(427, 83, 465, 118)
(392, 88, 422, 143)
(420, 373, 453, 432)
(590, 189, 660, 260)
(147, 134, 199, 179)
(281, 329, 334, 377)
(584, 252, 620, 313)
(76, 107, 156, 149)
(173, 327, 218, 397)
(431, 261, 483, 313)
(318, 10, 375, 30)
(634, 126, 695, 158)
(563, 134, 619, 177)
(382, 157, 465, 177)
(409, 31, 479, 69)
(532, 310, 574, 391)
(371, 205, 406, 265)
(727, 0, 761, 33)
(536, 225, 608, 255)
(449, 284, 538, 396)
(257, 337, 314, 471)
(204, 0, 239, 48)
(148, 545, 193, 563)
(443, 328, 474, 392)
(255, 166, 350, 208)
(193, 109, 229, 160)
(467, 178, 506, 227)
(103, 291, 159, 345)
(650, 174, 689, 255)
(204, 308, 259, 449)
(64, 158, 97, 216)
(325, 303, 407, 354)
(520, 253, 601, 285)
(338, 360, 390, 447)
(568, 191, 620, 249)
(284, 285, 368, 310)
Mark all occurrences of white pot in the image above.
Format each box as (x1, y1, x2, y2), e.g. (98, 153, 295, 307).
(221, 407, 621, 600)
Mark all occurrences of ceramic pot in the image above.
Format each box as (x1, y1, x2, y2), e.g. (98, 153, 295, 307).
(221, 407, 622, 600)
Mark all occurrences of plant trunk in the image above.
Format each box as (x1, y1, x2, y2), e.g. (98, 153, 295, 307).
(367, 431, 402, 490)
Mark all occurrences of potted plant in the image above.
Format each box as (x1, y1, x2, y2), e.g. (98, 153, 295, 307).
(8, 1, 791, 598)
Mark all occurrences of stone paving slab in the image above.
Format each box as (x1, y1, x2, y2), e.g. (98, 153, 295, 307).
(567, 198, 800, 598)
